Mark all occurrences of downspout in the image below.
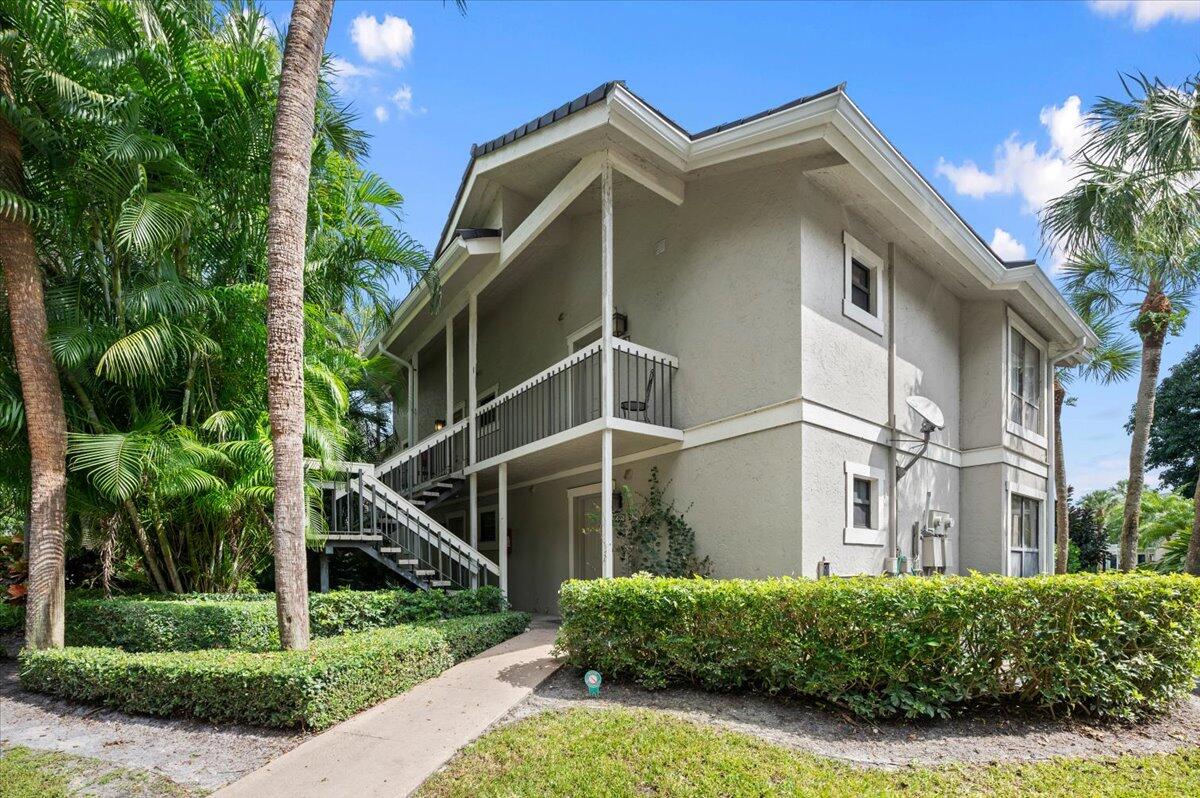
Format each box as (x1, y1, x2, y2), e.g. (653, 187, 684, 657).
(886, 243, 899, 573)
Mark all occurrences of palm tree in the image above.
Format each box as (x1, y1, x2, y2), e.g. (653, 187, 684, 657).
(1042, 71, 1200, 571)
(1052, 312, 1137, 572)
(0, 56, 67, 649)
(266, 0, 335, 650)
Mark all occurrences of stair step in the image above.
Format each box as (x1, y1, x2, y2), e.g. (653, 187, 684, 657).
(324, 533, 382, 542)
(419, 490, 440, 497)
(433, 482, 455, 489)
(429, 580, 452, 588)
(379, 547, 407, 554)
(415, 569, 436, 576)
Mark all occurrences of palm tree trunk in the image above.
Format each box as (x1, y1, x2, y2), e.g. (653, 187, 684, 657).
(266, 0, 334, 650)
(1053, 376, 1069, 574)
(1187, 475, 1200, 576)
(1120, 291, 1169, 571)
(0, 60, 68, 649)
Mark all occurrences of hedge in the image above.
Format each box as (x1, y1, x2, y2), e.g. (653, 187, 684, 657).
(63, 586, 505, 652)
(557, 574, 1200, 720)
(20, 611, 530, 729)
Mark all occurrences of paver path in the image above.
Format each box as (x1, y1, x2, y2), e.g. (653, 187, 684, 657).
(213, 616, 560, 798)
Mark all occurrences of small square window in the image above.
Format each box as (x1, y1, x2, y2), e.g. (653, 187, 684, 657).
(852, 477, 872, 528)
(850, 260, 872, 313)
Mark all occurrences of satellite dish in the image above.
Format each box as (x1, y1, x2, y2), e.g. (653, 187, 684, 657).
(906, 395, 945, 431)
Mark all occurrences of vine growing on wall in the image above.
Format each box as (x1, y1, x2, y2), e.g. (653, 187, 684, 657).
(614, 468, 712, 578)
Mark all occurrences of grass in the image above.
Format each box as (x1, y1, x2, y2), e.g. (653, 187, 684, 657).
(0, 746, 195, 798)
(417, 707, 1200, 797)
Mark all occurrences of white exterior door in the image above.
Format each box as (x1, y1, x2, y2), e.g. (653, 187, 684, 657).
(571, 491, 603, 580)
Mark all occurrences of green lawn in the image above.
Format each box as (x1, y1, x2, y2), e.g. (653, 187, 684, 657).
(0, 746, 195, 798)
(417, 707, 1200, 797)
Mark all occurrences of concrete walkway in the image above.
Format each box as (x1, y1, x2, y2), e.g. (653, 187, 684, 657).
(213, 617, 560, 798)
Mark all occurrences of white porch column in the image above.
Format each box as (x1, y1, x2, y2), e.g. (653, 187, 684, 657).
(498, 462, 508, 597)
(601, 428, 613, 578)
(407, 360, 417, 446)
(445, 317, 454, 424)
(468, 292, 478, 465)
(600, 159, 615, 579)
(469, 472, 479, 587)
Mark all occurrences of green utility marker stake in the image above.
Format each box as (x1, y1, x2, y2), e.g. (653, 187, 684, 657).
(584, 670, 602, 697)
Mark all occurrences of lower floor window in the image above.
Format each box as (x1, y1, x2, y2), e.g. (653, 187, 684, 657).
(1009, 494, 1040, 577)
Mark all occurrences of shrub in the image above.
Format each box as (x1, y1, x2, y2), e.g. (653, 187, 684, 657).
(62, 586, 505, 652)
(0, 602, 23, 634)
(557, 574, 1200, 720)
(20, 611, 530, 729)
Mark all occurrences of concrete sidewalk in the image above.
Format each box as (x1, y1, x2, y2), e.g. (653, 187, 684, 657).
(213, 617, 561, 798)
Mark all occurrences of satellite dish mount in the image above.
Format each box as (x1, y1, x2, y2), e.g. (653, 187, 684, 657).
(896, 396, 945, 482)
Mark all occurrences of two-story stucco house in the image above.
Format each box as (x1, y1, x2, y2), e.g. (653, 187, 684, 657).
(320, 82, 1096, 614)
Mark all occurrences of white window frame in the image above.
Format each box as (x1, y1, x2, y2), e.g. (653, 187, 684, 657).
(566, 317, 603, 354)
(1005, 310, 1048, 447)
(1006, 481, 1047, 577)
(844, 461, 886, 546)
(566, 483, 603, 579)
(842, 231, 886, 337)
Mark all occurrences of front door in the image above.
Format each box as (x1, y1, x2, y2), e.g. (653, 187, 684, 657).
(569, 324, 602, 427)
(571, 492, 603, 580)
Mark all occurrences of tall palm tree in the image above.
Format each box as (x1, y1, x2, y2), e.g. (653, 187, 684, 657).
(0, 57, 67, 649)
(1053, 312, 1137, 572)
(267, 0, 334, 650)
(1043, 71, 1200, 572)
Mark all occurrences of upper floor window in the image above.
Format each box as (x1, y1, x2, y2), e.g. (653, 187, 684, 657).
(842, 231, 885, 336)
(1009, 328, 1042, 434)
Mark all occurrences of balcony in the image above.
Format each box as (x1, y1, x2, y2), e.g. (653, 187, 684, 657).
(376, 339, 680, 496)
(474, 339, 678, 464)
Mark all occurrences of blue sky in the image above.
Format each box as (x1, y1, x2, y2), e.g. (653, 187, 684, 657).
(264, 0, 1199, 494)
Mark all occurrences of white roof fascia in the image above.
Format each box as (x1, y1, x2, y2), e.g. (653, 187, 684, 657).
(401, 86, 1093, 353)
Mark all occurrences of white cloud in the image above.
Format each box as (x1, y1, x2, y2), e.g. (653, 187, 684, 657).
(990, 228, 1028, 261)
(374, 105, 389, 123)
(328, 56, 374, 88)
(391, 85, 414, 113)
(1090, 0, 1200, 28)
(936, 95, 1089, 214)
(351, 14, 415, 67)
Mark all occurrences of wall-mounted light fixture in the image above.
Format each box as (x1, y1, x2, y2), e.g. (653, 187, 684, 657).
(433, 419, 446, 432)
(613, 312, 629, 339)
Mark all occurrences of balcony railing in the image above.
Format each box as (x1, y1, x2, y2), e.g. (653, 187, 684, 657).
(474, 340, 678, 463)
(376, 418, 469, 497)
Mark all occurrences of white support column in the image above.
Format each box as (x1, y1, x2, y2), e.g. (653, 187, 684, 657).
(445, 317, 454, 425)
(468, 292, 478, 465)
(407, 360, 417, 446)
(600, 160, 615, 422)
(469, 472, 479, 588)
(601, 428, 614, 578)
(498, 462, 508, 597)
(600, 160, 615, 580)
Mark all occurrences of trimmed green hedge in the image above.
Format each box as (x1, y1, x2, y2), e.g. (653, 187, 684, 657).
(63, 586, 505, 652)
(557, 574, 1200, 720)
(20, 611, 530, 729)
